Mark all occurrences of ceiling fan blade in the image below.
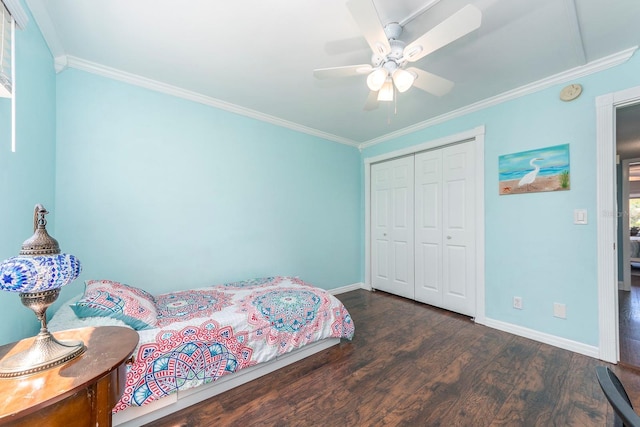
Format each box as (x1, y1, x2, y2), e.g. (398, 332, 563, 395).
(403, 4, 482, 63)
(407, 67, 454, 97)
(364, 90, 379, 111)
(313, 64, 373, 79)
(346, 0, 391, 57)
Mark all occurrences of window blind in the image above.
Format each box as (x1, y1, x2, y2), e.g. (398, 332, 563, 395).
(0, 0, 12, 99)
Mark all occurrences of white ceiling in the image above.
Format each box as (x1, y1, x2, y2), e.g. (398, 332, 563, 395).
(24, 0, 640, 146)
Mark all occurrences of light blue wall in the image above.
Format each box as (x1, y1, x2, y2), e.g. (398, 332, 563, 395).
(362, 52, 640, 347)
(0, 3, 57, 344)
(53, 69, 362, 305)
(5, 1, 639, 352)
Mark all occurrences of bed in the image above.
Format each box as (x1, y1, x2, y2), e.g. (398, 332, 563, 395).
(48, 276, 355, 426)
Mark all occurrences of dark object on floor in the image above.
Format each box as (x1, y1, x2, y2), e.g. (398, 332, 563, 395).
(596, 366, 640, 427)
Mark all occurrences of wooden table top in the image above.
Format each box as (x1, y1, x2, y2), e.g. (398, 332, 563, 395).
(0, 326, 138, 422)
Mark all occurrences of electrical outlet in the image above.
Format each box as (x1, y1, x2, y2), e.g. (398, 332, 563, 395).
(513, 296, 523, 310)
(554, 303, 567, 319)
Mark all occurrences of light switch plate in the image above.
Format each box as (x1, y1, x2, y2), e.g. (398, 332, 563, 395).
(574, 209, 587, 225)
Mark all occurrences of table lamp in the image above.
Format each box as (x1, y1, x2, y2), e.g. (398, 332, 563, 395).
(0, 204, 84, 377)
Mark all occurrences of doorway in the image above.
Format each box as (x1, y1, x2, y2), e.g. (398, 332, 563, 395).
(595, 85, 640, 364)
(616, 107, 640, 368)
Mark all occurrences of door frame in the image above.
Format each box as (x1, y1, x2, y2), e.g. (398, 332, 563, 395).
(363, 125, 486, 324)
(596, 85, 640, 363)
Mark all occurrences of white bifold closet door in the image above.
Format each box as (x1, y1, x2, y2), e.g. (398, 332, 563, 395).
(371, 141, 476, 317)
(371, 156, 415, 300)
(415, 141, 476, 317)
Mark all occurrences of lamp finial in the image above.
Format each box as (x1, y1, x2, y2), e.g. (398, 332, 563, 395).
(19, 204, 60, 256)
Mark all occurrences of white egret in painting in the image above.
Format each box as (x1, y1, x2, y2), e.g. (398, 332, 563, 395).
(518, 157, 544, 191)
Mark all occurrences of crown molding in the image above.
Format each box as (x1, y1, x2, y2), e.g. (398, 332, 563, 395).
(26, 0, 356, 147)
(59, 45, 636, 151)
(61, 55, 359, 148)
(25, 0, 636, 150)
(358, 46, 637, 149)
(53, 55, 67, 73)
(3, 0, 28, 29)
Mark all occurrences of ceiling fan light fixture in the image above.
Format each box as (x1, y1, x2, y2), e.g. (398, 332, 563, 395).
(377, 78, 394, 102)
(366, 68, 388, 91)
(392, 69, 415, 93)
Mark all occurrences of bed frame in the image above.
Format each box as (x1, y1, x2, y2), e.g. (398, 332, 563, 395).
(113, 337, 340, 426)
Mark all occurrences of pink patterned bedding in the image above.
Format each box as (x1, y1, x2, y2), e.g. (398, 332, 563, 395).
(113, 276, 354, 412)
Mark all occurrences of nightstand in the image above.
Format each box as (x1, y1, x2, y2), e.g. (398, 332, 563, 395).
(0, 326, 138, 426)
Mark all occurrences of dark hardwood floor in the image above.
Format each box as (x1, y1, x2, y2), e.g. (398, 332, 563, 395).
(620, 272, 640, 368)
(147, 289, 638, 426)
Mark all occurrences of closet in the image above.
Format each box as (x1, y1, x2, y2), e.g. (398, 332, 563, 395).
(371, 141, 476, 317)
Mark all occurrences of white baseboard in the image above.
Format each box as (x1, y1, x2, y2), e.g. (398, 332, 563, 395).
(328, 282, 368, 295)
(328, 286, 601, 360)
(483, 317, 599, 359)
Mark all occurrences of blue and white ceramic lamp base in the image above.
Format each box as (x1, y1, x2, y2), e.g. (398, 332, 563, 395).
(0, 254, 85, 377)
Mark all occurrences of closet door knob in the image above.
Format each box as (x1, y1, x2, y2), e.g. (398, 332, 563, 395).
(447, 236, 452, 240)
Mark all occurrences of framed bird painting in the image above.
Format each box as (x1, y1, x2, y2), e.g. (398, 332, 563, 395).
(499, 144, 570, 195)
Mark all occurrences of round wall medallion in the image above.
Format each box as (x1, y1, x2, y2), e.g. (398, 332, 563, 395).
(560, 84, 582, 102)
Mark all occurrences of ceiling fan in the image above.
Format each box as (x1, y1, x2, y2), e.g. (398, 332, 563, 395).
(313, 0, 482, 109)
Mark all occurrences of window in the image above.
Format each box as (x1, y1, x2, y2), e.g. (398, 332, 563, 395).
(630, 198, 640, 235)
(0, 0, 12, 99)
(0, 0, 27, 152)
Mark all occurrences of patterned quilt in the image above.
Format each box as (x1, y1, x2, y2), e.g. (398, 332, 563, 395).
(114, 276, 354, 412)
